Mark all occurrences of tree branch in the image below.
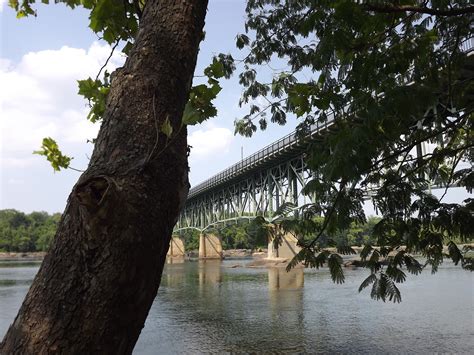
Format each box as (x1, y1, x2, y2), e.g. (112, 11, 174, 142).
(366, 112, 470, 174)
(439, 152, 463, 202)
(95, 40, 120, 82)
(307, 182, 347, 249)
(364, 4, 474, 17)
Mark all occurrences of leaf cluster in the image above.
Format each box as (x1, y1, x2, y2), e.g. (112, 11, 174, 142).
(77, 75, 110, 123)
(183, 55, 235, 126)
(33, 137, 72, 172)
(9, 1, 141, 47)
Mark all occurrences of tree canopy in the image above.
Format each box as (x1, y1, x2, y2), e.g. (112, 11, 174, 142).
(0, 210, 60, 253)
(231, 0, 474, 302)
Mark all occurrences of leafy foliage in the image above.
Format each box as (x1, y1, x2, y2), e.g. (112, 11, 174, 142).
(77, 76, 110, 123)
(33, 137, 72, 172)
(9, 1, 140, 45)
(370, 273, 402, 303)
(183, 55, 235, 126)
(0, 209, 61, 252)
(228, 0, 474, 301)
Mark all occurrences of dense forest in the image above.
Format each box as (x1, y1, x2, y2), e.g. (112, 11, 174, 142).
(0, 209, 60, 252)
(0, 208, 382, 253)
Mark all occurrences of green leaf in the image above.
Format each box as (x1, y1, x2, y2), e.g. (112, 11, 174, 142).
(386, 265, 406, 283)
(204, 57, 225, 79)
(236, 34, 250, 49)
(447, 241, 463, 265)
(328, 253, 345, 284)
(337, 245, 356, 255)
(161, 117, 173, 138)
(34, 137, 72, 172)
(287, 247, 314, 270)
(122, 41, 134, 55)
(182, 101, 201, 126)
(182, 82, 221, 126)
(361, 245, 373, 261)
(273, 202, 296, 219)
(358, 273, 377, 292)
(77, 77, 109, 123)
(371, 274, 401, 303)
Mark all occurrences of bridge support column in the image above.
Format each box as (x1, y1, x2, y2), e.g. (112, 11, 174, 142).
(267, 232, 302, 260)
(167, 236, 185, 258)
(199, 233, 223, 259)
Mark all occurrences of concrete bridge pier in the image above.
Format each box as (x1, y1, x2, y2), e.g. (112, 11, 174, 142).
(167, 236, 185, 258)
(199, 233, 223, 259)
(267, 232, 302, 260)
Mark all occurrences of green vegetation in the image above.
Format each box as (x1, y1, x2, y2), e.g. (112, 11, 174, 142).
(218, 219, 268, 250)
(229, 1, 474, 302)
(0, 210, 60, 252)
(178, 229, 200, 251)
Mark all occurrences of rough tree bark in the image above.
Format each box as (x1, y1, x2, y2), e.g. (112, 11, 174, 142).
(1, 0, 208, 353)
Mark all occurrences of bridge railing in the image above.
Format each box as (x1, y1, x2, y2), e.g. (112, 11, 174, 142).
(188, 110, 338, 199)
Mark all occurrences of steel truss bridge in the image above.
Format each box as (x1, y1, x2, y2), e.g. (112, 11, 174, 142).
(177, 39, 473, 231)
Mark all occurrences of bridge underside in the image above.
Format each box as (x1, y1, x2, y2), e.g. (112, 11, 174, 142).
(178, 156, 314, 230)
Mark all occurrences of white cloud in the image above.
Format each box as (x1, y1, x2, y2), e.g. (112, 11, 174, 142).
(188, 125, 233, 159)
(0, 42, 124, 168)
(0, 0, 7, 13)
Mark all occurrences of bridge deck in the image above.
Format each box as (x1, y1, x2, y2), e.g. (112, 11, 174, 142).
(188, 115, 335, 200)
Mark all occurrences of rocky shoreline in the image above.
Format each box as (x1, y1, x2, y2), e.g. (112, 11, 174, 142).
(0, 252, 46, 261)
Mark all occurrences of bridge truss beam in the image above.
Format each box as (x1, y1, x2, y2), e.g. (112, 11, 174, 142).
(177, 156, 314, 230)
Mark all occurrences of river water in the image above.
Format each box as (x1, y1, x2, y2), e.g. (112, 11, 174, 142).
(0, 259, 473, 354)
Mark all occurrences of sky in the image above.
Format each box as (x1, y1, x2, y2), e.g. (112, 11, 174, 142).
(0, 0, 295, 213)
(0, 1, 469, 214)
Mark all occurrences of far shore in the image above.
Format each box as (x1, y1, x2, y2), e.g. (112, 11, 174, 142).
(0, 252, 46, 261)
(2, 243, 473, 262)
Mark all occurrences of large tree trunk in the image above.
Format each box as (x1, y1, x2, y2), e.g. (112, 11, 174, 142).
(1, 0, 207, 353)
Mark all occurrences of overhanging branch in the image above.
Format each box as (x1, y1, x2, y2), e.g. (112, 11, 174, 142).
(364, 4, 474, 17)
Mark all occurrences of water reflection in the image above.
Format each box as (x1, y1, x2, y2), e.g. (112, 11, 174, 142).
(0, 259, 473, 354)
(198, 260, 222, 288)
(268, 267, 304, 290)
(165, 256, 185, 264)
(267, 267, 306, 352)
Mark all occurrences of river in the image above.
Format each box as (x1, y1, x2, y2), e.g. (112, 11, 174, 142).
(1, 259, 473, 354)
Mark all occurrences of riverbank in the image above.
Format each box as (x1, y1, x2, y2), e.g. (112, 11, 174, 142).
(0, 252, 46, 261)
(3, 244, 472, 263)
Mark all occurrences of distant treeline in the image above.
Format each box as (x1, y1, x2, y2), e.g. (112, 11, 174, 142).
(0, 209, 60, 252)
(1, 209, 383, 253)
